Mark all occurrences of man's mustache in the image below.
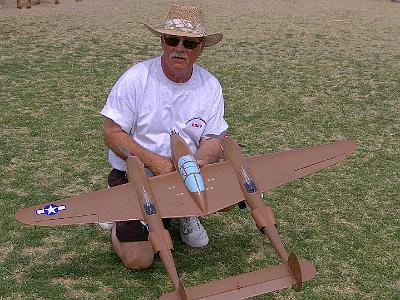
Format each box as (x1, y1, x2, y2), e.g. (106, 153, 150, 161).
(170, 52, 189, 62)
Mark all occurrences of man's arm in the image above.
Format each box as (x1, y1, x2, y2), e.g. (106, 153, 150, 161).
(103, 117, 175, 175)
(194, 135, 224, 167)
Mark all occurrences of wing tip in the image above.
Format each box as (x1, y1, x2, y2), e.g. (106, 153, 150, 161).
(15, 209, 35, 226)
(342, 140, 357, 155)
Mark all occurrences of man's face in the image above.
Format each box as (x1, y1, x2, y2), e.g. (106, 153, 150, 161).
(161, 35, 205, 74)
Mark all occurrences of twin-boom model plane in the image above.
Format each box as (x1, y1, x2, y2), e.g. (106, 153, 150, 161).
(15, 132, 357, 299)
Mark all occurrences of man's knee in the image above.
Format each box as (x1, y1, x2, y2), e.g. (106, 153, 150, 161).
(112, 227, 154, 270)
(122, 248, 154, 270)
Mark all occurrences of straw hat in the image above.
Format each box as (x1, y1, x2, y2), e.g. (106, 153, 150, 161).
(144, 4, 223, 47)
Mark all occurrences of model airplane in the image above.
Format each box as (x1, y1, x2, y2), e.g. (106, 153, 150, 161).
(15, 132, 357, 299)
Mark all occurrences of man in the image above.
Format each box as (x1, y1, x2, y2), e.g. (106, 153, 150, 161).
(100, 4, 228, 270)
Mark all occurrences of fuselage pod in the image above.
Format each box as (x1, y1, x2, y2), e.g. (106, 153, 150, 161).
(177, 154, 207, 212)
(178, 154, 205, 193)
(170, 131, 208, 213)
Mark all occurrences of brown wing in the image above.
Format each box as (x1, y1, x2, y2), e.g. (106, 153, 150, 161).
(15, 167, 243, 226)
(149, 172, 203, 217)
(150, 162, 244, 216)
(15, 141, 356, 226)
(151, 141, 357, 216)
(200, 161, 245, 214)
(247, 140, 357, 192)
(15, 183, 142, 226)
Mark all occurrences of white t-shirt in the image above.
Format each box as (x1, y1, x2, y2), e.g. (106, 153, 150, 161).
(101, 56, 228, 171)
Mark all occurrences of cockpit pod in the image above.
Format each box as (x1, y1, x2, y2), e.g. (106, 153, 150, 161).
(177, 154, 205, 193)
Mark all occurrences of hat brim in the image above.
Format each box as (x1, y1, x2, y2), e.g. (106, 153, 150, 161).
(144, 24, 223, 47)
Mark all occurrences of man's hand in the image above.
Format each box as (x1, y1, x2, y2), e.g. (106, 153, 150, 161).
(148, 155, 175, 175)
(196, 159, 206, 167)
(194, 135, 223, 167)
(104, 117, 176, 175)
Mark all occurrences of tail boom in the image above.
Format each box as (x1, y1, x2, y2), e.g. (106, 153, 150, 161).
(126, 156, 187, 298)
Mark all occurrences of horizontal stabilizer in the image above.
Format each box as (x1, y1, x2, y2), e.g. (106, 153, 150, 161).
(160, 260, 316, 300)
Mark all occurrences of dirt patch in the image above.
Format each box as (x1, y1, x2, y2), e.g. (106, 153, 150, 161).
(51, 277, 113, 298)
(57, 250, 76, 264)
(0, 242, 14, 263)
(22, 245, 49, 256)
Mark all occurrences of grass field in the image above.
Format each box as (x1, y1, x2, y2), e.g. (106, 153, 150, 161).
(1, 0, 399, 299)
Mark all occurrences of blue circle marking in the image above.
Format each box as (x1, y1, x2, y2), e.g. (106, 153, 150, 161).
(36, 204, 67, 216)
(44, 204, 58, 215)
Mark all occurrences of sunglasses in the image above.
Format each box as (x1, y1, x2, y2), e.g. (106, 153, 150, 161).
(163, 35, 201, 49)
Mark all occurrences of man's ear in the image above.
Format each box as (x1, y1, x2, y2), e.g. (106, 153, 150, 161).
(200, 40, 205, 50)
(160, 36, 167, 51)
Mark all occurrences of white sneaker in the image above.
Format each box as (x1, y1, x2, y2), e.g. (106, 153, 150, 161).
(98, 222, 114, 230)
(178, 217, 209, 248)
